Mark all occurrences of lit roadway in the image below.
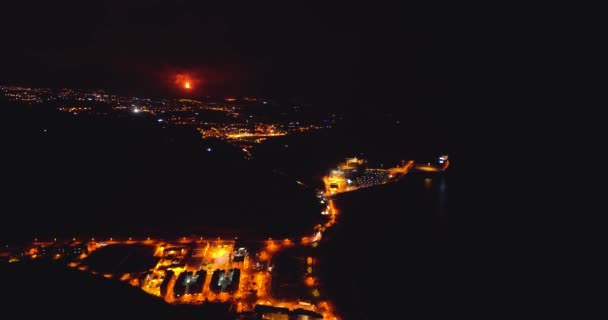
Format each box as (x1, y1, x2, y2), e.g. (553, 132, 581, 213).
(19, 156, 448, 320)
(412, 158, 450, 172)
(38, 235, 337, 318)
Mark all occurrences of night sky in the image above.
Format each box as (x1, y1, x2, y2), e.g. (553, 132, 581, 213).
(0, 1, 502, 112)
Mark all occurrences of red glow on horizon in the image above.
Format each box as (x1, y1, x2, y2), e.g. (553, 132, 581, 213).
(173, 72, 200, 92)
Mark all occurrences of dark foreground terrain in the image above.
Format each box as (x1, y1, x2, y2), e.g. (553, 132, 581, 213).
(1, 259, 234, 319)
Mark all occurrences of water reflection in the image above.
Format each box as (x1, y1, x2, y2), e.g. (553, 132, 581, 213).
(424, 177, 432, 190)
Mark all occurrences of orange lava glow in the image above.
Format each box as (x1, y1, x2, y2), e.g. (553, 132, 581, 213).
(173, 72, 199, 91)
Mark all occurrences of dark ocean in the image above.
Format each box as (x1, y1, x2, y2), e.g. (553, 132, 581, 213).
(315, 170, 452, 320)
(247, 112, 460, 320)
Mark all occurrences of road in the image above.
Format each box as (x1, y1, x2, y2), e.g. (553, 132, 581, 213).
(15, 155, 449, 320)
